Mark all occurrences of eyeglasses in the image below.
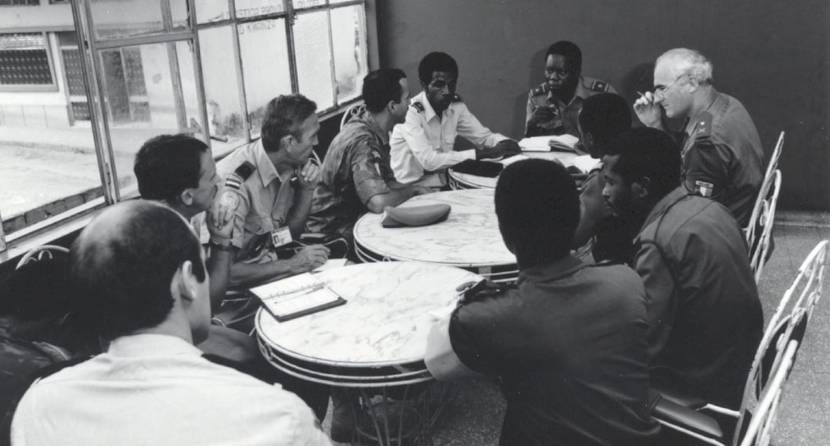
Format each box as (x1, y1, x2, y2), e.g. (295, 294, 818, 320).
(653, 74, 688, 98)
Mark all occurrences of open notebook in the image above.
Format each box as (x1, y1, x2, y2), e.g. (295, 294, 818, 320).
(251, 273, 346, 322)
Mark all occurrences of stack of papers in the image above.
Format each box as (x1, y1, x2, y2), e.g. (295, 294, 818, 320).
(518, 135, 580, 152)
(251, 273, 346, 322)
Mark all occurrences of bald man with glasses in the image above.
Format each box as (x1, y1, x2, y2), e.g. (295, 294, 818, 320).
(634, 48, 763, 227)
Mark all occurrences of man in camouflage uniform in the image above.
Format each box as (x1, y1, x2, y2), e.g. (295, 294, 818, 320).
(308, 69, 430, 243)
(526, 41, 616, 137)
(634, 48, 763, 227)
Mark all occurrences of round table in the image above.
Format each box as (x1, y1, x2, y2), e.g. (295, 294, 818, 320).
(256, 261, 482, 444)
(448, 151, 594, 189)
(353, 189, 518, 283)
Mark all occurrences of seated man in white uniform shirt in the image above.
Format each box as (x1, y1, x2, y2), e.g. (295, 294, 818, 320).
(390, 51, 521, 185)
(10, 201, 331, 446)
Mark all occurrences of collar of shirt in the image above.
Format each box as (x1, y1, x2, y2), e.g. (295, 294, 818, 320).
(517, 255, 585, 285)
(350, 107, 390, 145)
(249, 139, 291, 187)
(107, 333, 203, 358)
(547, 76, 591, 107)
(638, 186, 689, 235)
(412, 90, 449, 124)
(684, 88, 724, 136)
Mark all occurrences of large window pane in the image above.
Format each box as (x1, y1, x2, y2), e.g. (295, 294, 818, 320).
(331, 5, 367, 103)
(236, 0, 283, 19)
(0, 13, 101, 236)
(198, 26, 246, 154)
(238, 19, 291, 137)
(90, 0, 189, 40)
(294, 10, 333, 110)
(196, 0, 230, 23)
(100, 41, 202, 197)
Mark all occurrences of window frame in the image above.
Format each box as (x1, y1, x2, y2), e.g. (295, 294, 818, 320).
(0, 0, 379, 256)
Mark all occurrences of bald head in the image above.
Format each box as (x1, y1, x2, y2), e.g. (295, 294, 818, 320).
(71, 201, 206, 339)
(655, 48, 713, 85)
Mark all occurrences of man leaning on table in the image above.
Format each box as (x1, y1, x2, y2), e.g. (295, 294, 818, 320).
(10, 201, 331, 446)
(211, 94, 331, 287)
(389, 51, 521, 186)
(308, 68, 431, 242)
(425, 159, 659, 445)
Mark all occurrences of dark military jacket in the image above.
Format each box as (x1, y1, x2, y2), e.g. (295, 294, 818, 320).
(680, 90, 764, 227)
(634, 187, 762, 408)
(525, 75, 615, 137)
(307, 106, 394, 238)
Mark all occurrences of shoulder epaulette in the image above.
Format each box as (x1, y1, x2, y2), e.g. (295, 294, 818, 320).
(411, 102, 425, 113)
(226, 161, 255, 190)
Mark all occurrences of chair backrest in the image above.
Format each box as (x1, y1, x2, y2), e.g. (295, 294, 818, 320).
(745, 131, 784, 245)
(339, 102, 366, 130)
(737, 339, 798, 446)
(16, 245, 69, 270)
(748, 169, 782, 283)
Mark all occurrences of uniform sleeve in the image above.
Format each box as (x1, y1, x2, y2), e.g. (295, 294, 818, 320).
(395, 108, 475, 172)
(683, 139, 733, 205)
(524, 91, 536, 136)
(424, 307, 479, 381)
(456, 103, 509, 148)
(210, 183, 251, 249)
(351, 139, 391, 205)
(633, 241, 678, 360)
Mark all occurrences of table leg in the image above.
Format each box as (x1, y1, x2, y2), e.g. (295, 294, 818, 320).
(346, 382, 452, 446)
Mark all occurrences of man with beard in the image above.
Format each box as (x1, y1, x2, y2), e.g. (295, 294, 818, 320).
(526, 41, 616, 137)
(601, 127, 762, 410)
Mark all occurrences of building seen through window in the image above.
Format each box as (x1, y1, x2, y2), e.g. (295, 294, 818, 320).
(0, 0, 371, 251)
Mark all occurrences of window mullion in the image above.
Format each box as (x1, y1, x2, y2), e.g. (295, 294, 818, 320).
(74, 0, 120, 203)
(227, 0, 252, 141)
(325, 6, 336, 106)
(188, 0, 212, 149)
(283, 0, 299, 94)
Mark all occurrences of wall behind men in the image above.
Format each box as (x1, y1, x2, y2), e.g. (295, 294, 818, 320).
(377, 0, 830, 211)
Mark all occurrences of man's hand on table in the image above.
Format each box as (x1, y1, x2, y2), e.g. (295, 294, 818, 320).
(288, 244, 330, 272)
(476, 139, 521, 160)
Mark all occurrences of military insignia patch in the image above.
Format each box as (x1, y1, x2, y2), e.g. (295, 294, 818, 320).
(411, 102, 425, 113)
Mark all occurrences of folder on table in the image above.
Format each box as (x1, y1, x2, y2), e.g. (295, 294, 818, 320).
(251, 273, 346, 322)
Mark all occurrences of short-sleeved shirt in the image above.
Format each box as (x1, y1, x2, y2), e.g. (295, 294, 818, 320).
(525, 76, 616, 137)
(213, 140, 296, 263)
(390, 91, 509, 184)
(11, 334, 331, 446)
(443, 257, 659, 445)
(680, 90, 763, 227)
(633, 187, 763, 408)
(307, 107, 394, 237)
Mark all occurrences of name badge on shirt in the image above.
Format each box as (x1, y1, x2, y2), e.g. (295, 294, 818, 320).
(271, 227, 293, 248)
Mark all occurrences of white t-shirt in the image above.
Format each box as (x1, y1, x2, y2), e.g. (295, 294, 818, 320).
(11, 334, 331, 446)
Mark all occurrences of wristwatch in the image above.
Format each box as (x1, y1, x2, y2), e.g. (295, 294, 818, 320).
(210, 238, 235, 252)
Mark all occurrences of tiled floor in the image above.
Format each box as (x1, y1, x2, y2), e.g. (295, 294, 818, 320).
(331, 222, 830, 445)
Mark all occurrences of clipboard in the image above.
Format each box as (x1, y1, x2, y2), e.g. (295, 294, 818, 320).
(250, 273, 346, 322)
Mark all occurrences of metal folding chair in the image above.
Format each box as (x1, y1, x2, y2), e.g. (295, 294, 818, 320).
(653, 240, 827, 445)
(340, 102, 366, 130)
(16, 244, 69, 270)
(747, 170, 782, 283)
(745, 131, 784, 245)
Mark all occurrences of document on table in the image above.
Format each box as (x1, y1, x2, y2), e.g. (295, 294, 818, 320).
(251, 273, 346, 322)
(519, 134, 579, 152)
